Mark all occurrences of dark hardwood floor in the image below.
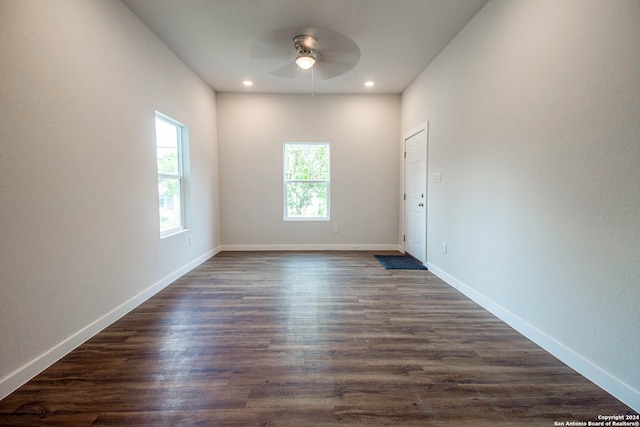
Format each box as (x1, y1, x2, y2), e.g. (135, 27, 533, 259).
(0, 251, 635, 426)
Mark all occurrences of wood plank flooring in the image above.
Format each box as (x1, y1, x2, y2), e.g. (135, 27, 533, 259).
(0, 251, 635, 426)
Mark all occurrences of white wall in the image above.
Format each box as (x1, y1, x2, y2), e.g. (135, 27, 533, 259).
(0, 0, 220, 398)
(402, 0, 640, 410)
(217, 93, 401, 250)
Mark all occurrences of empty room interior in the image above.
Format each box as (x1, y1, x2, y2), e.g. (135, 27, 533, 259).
(1, 0, 639, 424)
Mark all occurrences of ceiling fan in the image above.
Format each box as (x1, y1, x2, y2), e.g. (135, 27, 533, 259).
(249, 27, 361, 80)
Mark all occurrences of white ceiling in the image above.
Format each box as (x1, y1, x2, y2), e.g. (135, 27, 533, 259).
(122, 0, 488, 94)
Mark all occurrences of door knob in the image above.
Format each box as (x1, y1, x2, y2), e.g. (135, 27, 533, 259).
(418, 203, 424, 207)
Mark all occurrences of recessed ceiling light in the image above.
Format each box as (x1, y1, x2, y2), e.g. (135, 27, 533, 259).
(364, 81, 375, 88)
(242, 80, 254, 87)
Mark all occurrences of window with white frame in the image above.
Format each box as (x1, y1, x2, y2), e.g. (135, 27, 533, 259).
(283, 142, 330, 221)
(155, 112, 187, 236)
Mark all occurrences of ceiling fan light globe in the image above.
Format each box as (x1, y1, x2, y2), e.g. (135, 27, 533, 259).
(295, 54, 315, 70)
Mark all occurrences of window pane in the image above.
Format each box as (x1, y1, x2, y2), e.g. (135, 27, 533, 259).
(158, 176, 182, 232)
(286, 182, 328, 218)
(155, 118, 179, 175)
(285, 144, 329, 180)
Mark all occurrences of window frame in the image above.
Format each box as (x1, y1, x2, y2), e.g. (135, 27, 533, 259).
(283, 142, 331, 222)
(155, 112, 187, 237)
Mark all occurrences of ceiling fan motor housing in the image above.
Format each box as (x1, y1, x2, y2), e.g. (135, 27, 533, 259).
(294, 35, 316, 52)
(294, 35, 320, 62)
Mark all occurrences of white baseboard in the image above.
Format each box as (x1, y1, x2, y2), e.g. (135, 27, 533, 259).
(221, 244, 403, 252)
(0, 247, 220, 401)
(425, 261, 640, 412)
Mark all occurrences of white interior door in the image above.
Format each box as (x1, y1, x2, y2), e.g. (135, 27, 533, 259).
(403, 128, 427, 263)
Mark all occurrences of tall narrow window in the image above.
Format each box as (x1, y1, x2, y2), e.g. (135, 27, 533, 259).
(155, 113, 186, 236)
(283, 142, 330, 221)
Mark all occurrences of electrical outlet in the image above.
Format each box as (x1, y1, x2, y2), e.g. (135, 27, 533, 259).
(442, 242, 447, 254)
(333, 225, 339, 233)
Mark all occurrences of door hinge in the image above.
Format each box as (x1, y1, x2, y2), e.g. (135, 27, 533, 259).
(403, 235, 406, 242)
(404, 151, 406, 159)
(403, 193, 406, 200)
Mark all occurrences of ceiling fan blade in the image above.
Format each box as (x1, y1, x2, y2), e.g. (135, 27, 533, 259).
(314, 54, 360, 80)
(249, 27, 296, 60)
(269, 62, 298, 79)
(316, 29, 360, 58)
(308, 28, 360, 80)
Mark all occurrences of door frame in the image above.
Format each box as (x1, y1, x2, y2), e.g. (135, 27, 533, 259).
(401, 121, 429, 263)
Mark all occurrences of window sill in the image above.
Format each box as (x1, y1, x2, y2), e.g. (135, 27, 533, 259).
(160, 228, 189, 239)
(283, 218, 331, 222)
